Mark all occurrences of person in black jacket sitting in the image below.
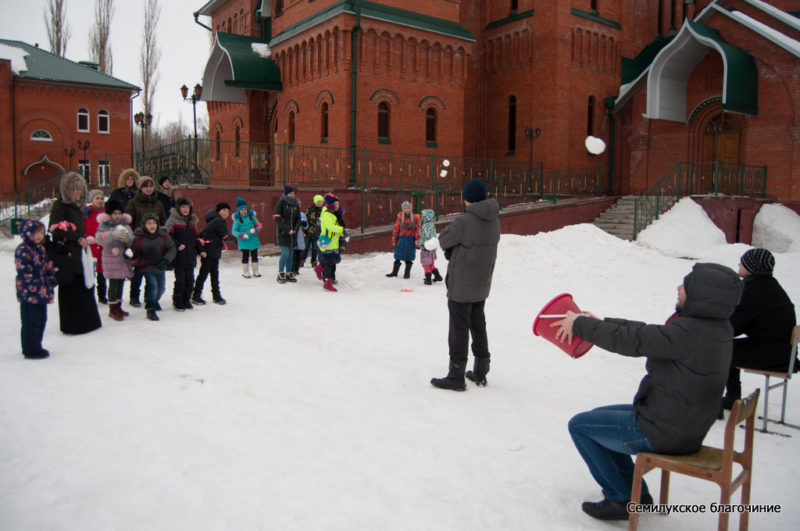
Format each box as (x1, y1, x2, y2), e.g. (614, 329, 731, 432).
(722, 248, 796, 409)
(552, 263, 742, 520)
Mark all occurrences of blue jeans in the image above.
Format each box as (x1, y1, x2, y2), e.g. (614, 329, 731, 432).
(568, 404, 652, 501)
(278, 245, 292, 272)
(143, 272, 166, 310)
(301, 236, 318, 263)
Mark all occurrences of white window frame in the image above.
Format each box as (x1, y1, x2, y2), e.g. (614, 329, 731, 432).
(30, 129, 53, 141)
(77, 108, 90, 132)
(98, 160, 110, 187)
(78, 160, 91, 184)
(98, 109, 110, 134)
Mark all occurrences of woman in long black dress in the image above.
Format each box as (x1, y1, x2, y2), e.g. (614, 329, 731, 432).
(48, 171, 102, 335)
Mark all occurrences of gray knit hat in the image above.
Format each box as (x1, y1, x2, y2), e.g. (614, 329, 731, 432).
(87, 189, 104, 203)
(740, 248, 775, 274)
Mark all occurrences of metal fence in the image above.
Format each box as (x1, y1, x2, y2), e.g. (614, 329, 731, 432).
(633, 161, 767, 239)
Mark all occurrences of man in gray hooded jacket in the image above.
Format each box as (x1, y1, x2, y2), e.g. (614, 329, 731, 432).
(552, 262, 742, 520)
(431, 178, 501, 391)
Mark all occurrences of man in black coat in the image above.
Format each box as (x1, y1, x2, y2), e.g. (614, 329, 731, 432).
(552, 263, 742, 520)
(722, 248, 796, 408)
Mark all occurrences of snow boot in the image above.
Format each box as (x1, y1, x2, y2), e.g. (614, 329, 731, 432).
(432, 268, 443, 282)
(403, 261, 413, 279)
(191, 295, 207, 305)
(323, 278, 338, 292)
(386, 260, 401, 277)
(242, 263, 251, 278)
(251, 261, 262, 278)
(431, 360, 467, 391)
(277, 272, 287, 283)
(213, 296, 227, 305)
(286, 272, 298, 283)
(129, 296, 142, 308)
(424, 272, 432, 285)
(465, 357, 490, 386)
(146, 309, 159, 321)
(108, 302, 124, 321)
(314, 263, 324, 280)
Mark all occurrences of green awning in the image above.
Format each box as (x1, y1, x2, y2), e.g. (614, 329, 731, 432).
(201, 32, 282, 103)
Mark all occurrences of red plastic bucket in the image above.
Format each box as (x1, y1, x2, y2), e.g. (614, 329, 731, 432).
(533, 293, 594, 358)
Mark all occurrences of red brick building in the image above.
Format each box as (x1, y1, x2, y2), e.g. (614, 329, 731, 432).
(0, 39, 139, 198)
(195, 0, 800, 203)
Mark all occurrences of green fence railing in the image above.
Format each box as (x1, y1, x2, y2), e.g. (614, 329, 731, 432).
(633, 161, 767, 240)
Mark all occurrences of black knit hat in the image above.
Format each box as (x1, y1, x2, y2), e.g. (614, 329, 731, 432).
(159, 176, 171, 186)
(141, 212, 159, 226)
(215, 202, 231, 213)
(740, 248, 775, 274)
(104, 199, 123, 215)
(284, 185, 295, 195)
(176, 197, 193, 208)
(463, 178, 487, 203)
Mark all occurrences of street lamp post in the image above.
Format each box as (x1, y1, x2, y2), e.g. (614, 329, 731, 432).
(524, 126, 541, 195)
(133, 112, 153, 173)
(64, 147, 75, 169)
(181, 83, 202, 184)
(76, 140, 91, 184)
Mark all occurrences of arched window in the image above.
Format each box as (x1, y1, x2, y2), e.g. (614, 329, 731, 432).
(98, 109, 110, 133)
(587, 96, 595, 136)
(235, 124, 241, 157)
(425, 108, 437, 144)
(511, 0, 518, 11)
(378, 102, 390, 140)
(30, 129, 53, 141)
(77, 108, 90, 132)
(288, 111, 295, 145)
(275, 0, 284, 16)
(233, 13, 238, 34)
(507, 96, 516, 153)
(321, 102, 329, 142)
(215, 130, 221, 160)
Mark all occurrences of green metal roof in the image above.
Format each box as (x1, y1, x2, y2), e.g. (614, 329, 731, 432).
(486, 9, 534, 31)
(621, 35, 674, 85)
(270, 0, 475, 47)
(215, 32, 282, 91)
(0, 39, 139, 91)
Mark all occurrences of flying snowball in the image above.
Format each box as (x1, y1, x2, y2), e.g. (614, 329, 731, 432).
(440, 169, 448, 178)
(584, 136, 606, 155)
(442, 159, 450, 167)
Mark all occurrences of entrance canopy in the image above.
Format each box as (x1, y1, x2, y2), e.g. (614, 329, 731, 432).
(645, 21, 757, 122)
(201, 32, 282, 104)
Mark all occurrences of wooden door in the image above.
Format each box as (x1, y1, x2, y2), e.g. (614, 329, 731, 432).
(702, 112, 740, 163)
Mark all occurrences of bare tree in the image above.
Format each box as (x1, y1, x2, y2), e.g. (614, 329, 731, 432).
(44, 0, 71, 56)
(89, 0, 115, 74)
(140, 0, 161, 151)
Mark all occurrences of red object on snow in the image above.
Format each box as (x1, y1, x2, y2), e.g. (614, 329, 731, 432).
(533, 293, 594, 358)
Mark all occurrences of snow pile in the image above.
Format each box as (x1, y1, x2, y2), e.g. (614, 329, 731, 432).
(251, 42, 271, 58)
(635, 198, 727, 258)
(0, 42, 28, 74)
(753, 203, 800, 253)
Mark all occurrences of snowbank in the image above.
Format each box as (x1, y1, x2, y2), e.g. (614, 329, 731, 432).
(753, 203, 800, 253)
(635, 198, 727, 258)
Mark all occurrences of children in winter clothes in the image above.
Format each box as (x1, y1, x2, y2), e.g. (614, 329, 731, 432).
(231, 196, 262, 278)
(315, 195, 344, 292)
(83, 189, 107, 303)
(193, 202, 232, 305)
(125, 175, 167, 307)
(132, 213, 177, 321)
(165, 197, 203, 311)
(274, 186, 301, 283)
(15, 219, 58, 359)
(157, 176, 176, 219)
(95, 201, 135, 320)
(302, 195, 324, 268)
(387, 200, 420, 279)
(418, 209, 443, 285)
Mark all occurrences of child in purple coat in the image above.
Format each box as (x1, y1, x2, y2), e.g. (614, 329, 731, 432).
(15, 219, 58, 359)
(95, 200, 135, 321)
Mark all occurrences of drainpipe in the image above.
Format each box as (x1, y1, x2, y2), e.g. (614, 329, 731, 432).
(11, 75, 18, 198)
(349, 0, 361, 188)
(604, 96, 616, 195)
(193, 11, 213, 32)
(130, 90, 141, 163)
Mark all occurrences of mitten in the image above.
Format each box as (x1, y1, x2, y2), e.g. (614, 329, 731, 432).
(157, 259, 168, 271)
(123, 248, 134, 259)
(86, 236, 96, 245)
(239, 233, 249, 240)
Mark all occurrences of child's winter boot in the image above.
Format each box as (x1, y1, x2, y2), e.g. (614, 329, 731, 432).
(323, 278, 338, 292)
(465, 357, 491, 386)
(314, 263, 324, 280)
(403, 261, 413, 279)
(424, 272, 432, 285)
(432, 268, 443, 282)
(242, 263, 251, 278)
(251, 261, 262, 278)
(146, 308, 159, 321)
(286, 272, 298, 283)
(431, 360, 467, 391)
(386, 260, 401, 277)
(277, 272, 287, 283)
(108, 302, 124, 321)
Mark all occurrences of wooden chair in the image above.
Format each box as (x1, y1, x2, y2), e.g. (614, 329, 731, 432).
(628, 389, 760, 531)
(739, 325, 799, 433)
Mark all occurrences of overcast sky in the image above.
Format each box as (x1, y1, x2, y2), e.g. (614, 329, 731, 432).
(1, 0, 212, 132)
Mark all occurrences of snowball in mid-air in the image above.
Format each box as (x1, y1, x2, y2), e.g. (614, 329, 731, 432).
(442, 159, 450, 167)
(439, 169, 448, 178)
(584, 136, 606, 155)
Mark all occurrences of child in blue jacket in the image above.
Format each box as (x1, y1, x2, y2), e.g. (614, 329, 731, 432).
(15, 219, 58, 359)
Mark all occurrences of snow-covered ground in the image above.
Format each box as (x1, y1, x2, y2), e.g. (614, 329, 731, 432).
(1, 198, 798, 530)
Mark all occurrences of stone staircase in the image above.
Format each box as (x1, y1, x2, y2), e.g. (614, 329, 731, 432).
(593, 195, 638, 240)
